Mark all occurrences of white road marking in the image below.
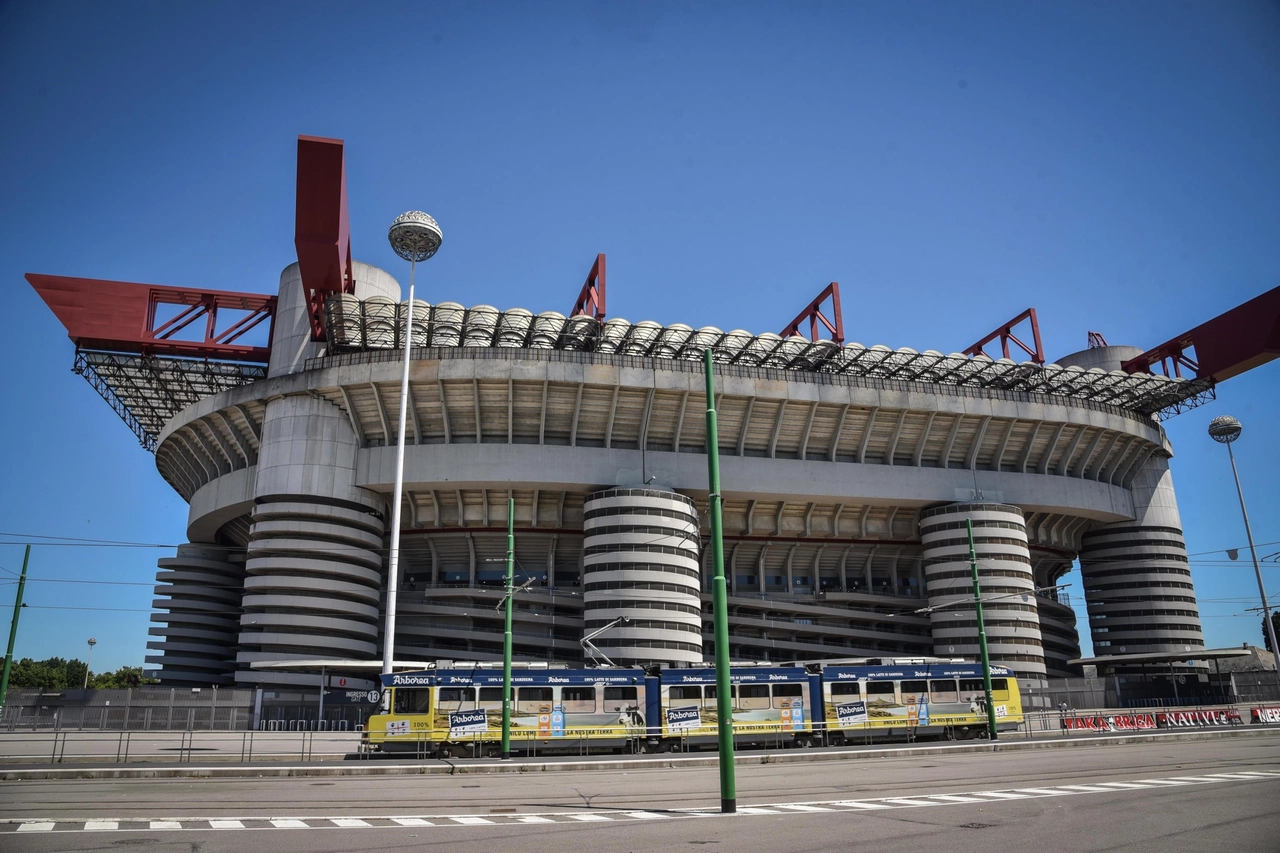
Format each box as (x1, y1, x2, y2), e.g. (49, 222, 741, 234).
(391, 818, 434, 826)
(1138, 779, 1194, 786)
(271, 820, 311, 828)
(1059, 785, 1119, 793)
(1014, 788, 1071, 796)
(568, 814, 612, 822)
(971, 791, 1030, 799)
(1092, 782, 1152, 789)
(1206, 773, 1263, 780)
(928, 794, 989, 803)
(515, 816, 556, 823)
(624, 812, 670, 819)
(451, 817, 495, 825)
(776, 804, 835, 811)
(832, 801, 894, 809)
(208, 820, 245, 829)
(17, 823, 55, 832)
(84, 820, 119, 830)
(882, 798, 944, 807)
(331, 818, 371, 828)
(149, 821, 182, 830)
(736, 807, 781, 814)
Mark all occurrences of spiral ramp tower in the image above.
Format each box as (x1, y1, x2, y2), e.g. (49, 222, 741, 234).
(146, 545, 245, 686)
(582, 488, 703, 665)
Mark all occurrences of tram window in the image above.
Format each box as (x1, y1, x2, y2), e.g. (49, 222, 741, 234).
(438, 687, 475, 708)
(478, 687, 505, 708)
(517, 687, 553, 713)
(866, 681, 896, 704)
(703, 685, 733, 708)
(772, 683, 802, 708)
(393, 688, 431, 714)
(830, 682, 861, 698)
(901, 680, 927, 704)
(561, 687, 596, 713)
(990, 678, 1010, 700)
(738, 684, 770, 710)
(604, 686, 637, 706)
(670, 685, 702, 701)
(929, 680, 958, 703)
(959, 679, 985, 696)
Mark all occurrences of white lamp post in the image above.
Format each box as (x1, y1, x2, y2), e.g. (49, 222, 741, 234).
(84, 637, 96, 689)
(382, 212, 442, 683)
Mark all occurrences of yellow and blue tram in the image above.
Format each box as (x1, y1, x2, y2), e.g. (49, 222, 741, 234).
(365, 660, 1023, 756)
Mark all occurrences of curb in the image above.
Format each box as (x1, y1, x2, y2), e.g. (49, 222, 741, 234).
(2, 726, 1276, 781)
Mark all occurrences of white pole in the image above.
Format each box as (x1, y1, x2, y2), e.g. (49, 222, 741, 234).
(1226, 442, 1280, 681)
(382, 259, 416, 683)
(84, 643, 93, 690)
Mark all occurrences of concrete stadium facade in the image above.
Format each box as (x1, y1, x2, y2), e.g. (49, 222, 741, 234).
(144, 260, 1206, 691)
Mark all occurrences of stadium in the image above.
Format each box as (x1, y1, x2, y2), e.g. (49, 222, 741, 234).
(26, 136, 1280, 697)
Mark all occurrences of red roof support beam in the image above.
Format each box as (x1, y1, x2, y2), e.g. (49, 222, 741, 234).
(780, 282, 844, 344)
(26, 274, 276, 363)
(569, 253, 607, 321)
(1121, 285, 1280, 381)
(294, 135, 353, 341)
(964, 307, 1045, 365)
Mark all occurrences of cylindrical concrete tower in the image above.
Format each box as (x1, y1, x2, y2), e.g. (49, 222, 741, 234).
(147, 544, 245, 686)
(235, 393, 387, 686)
(1078, 454, 1205, 663)
(919, 502, 1046, 683)
(582, 487, 703, 665)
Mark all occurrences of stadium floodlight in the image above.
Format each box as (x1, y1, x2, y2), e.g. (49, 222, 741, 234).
(382, 212, 443, 683)
(1208, 416, 1280, 678)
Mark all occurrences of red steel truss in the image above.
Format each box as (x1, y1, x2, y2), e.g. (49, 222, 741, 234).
(1088, 331, 1109, 349)
(1121, 284, 1280, 381)
(295, 135, 354, 341)
(26, 274, 276, 363)
(964, 307, 1046, 366)
(780, 282, 844, 344)
(569, 254, 607, 321)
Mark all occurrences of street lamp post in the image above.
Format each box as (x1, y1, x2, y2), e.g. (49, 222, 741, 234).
(1209, 416, 1280, 680)
(502, 496, 514, 760)
(382, 212, 442, 688)
(966, 519, 999, 740)
(85, 638, 96, 689)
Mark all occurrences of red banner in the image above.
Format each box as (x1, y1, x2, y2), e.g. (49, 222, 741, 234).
(1062, 714, 1157, 732)
(1156, 709, 1242, 727)
(1250, 707, 1280, 724)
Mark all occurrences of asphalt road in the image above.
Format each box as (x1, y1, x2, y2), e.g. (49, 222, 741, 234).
(1, 737, 1277, 852)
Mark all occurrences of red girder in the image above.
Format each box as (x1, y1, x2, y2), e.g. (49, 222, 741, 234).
(964, 307, 1045, 366)
(26, 274, 276, 363)
(294, 135, 353, 341)
(569, 254, 607, 321)
(1087, 331, 1109, 349)
(1122, 284, 1280, 381)
(780, 282, 844, 344)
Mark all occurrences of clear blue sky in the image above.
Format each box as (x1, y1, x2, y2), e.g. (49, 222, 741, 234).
(1, 1, 1277, 672)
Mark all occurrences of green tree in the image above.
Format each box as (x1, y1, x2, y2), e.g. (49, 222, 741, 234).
(90, 666, 157, 688)
(7, 657, 85, 689)
(1265, 612, 1280, 653)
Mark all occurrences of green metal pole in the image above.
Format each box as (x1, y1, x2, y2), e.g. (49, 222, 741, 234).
(967, 520, 998, 740)
(704, 350, 736, 814)
(502, 497, 514, 760)
(0, 545, 31, 714)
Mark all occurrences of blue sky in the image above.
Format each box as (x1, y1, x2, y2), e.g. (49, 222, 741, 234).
(1, 1, 1278, 672)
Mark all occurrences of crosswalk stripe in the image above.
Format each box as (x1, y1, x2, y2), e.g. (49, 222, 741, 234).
(1092, 782, 1152, 789)
(832, 801, 894, 810)
(84, 820, 119, 830)
(624, 812, 670, 820)
(1014, 788, 1071, 796)
(736, 807, 781, 815)
(515, 816, 556, 824)
(971, 791, 1029, 799)
(568, 814, 612, 822)
(451, 817, 496, 825)
(17, 823, 55, 832)
(209, 820, 245, 829)
(882, 798, 941, 807)
(391, 818, 434, 826)
(271, 820, 311, 828)
(776, 805, 835, 812)
(928, 795, 988, 803)
(1168, 777, 1215, 783)
(331, 819, 371, 828)
(149, 821, 182, 830)
(1138, 779, 1193, 786)
(1206, 773, 1262, 780)
(1059, 785, 1117, 793)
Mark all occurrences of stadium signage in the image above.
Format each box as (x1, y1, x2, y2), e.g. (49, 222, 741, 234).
(1156, 709, 1241, 727)
(1251, 707, 1280, 724)
(1062, 714, 1157, 732)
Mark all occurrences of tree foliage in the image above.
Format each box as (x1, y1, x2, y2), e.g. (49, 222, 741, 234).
(1265, 612, 1280, 653)
(4, 658, 156, 690)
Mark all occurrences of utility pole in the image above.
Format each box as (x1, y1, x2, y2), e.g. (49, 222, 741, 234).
(967, 520, 998, 740)
(1, 545, 31, 713)
(704, 350, 736, 814)
(502, 496, 514, 760)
